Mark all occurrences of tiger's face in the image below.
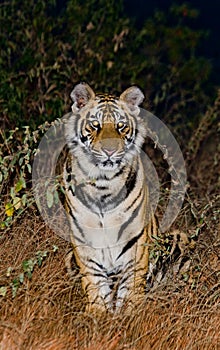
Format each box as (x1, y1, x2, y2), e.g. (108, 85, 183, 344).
(66, 83, 147, 172)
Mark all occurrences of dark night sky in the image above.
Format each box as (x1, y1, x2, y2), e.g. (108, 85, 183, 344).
(125, 0, 220, 84)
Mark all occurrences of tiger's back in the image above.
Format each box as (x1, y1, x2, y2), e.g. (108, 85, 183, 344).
(64, 83, 157, 312)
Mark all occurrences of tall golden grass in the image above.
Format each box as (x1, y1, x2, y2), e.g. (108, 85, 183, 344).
(0, 198, 219, 350)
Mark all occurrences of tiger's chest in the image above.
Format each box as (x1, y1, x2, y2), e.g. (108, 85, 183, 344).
(64, 154, 148, 251)
(65, 186, 148, 271)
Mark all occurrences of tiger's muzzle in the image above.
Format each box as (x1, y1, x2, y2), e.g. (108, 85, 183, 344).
(91, 123, 126, 169)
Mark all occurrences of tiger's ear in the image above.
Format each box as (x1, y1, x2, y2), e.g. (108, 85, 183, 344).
(119, 86, 144, 111)
(70, 83, 95, 109)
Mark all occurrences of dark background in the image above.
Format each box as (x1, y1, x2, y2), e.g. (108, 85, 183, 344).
(125, 0, 220, 84)
(1, 0, 219, 131)
(54, 0, 220, 85)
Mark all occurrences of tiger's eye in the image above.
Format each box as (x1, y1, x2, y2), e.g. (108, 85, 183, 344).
(91, 120, 100, 128)
(118, 121, 125, 129)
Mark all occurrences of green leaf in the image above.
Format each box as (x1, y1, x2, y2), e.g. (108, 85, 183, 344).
(10, 186, 15, 199)
(22, 259, 35, 279)
(27, 163, 32, 173)
(5, 203, 14, 217)
(21, 177, 26, 189)
(15, 178, 24, 192)
(52, 245, 58, 253)
(19, 157, 24, 166)
(0, 286, 7, 297)
(0, 222, 6, 230)
(53, 190, 59, 204)
(13, 196, 21, 210)
(11, 279, 19, 298)
(46, 188, 54, 208)
(19, 273, 24, 284)
(6, 267, 12, 277)
(36, 250, 48, 267)
(21, 194, 27, 206)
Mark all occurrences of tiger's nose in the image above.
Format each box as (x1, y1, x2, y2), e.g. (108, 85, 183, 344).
(103, 147, 116, 156)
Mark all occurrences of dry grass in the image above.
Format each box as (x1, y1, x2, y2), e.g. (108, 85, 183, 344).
(0, 197, 219, 350)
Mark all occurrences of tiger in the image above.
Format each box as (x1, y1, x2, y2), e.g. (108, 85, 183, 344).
(63, 82, 158, 312)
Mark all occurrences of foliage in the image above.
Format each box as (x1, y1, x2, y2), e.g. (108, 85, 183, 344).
(0, 0, 214, 142)
(127, 4, 212, 141)
(0, 122, 52, 230)
(0, 0, 64, 129)
(0, 245, 58, 298)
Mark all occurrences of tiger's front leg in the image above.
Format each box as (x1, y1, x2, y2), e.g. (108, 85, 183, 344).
(71, 250, 115, 312)
(81, 274, 113, 312)
(115, 271, 147, 311)
(81, 266, 147, 313)
(115, 227, 149, 311)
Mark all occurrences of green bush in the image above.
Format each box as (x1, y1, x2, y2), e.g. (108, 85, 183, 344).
(0, 0, 214, 142)
(0, 122, 51, 230)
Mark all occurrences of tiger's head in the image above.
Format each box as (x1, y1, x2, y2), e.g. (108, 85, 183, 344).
(66, 83, 147, 173)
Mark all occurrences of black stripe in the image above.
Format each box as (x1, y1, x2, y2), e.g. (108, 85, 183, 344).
(88, 259, 105, 271)
(116, 228, 144, 260)
(66, 173, 72, 183)
(92, 273, 107, 278)
(69, 137, 78, 149)
(100, 194, 111, 203)
(97, 100, 118, 106)
(65, 159, 76, 186)
(107, 183, 126, 207)
(126, 188, 142, 211)
(79, 116, 89, 143)
(119, 266, 146, 287)
(68, 185, 75, 196)
(103, 290, 113, 299)
(84, 282, 92, 293)
(85, 125, 92, 133)
(120, 271, 134, 286)
(66, 201, 86, 240)
(75, 185, 96, 211)
(113, 166, 126, 178)
(117, 194, 145, 240)
(136, 240, 147, 264)
(95, 166, 126, 181)
(96, 102, 106, 108)
(125, 167, 137, 196)
(73, 235, 85, 244)
(91, 169, 125, 206)
(93, 185, 109, 190)
(65, 196, 76, 211)
(85, 262, 107, 274)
